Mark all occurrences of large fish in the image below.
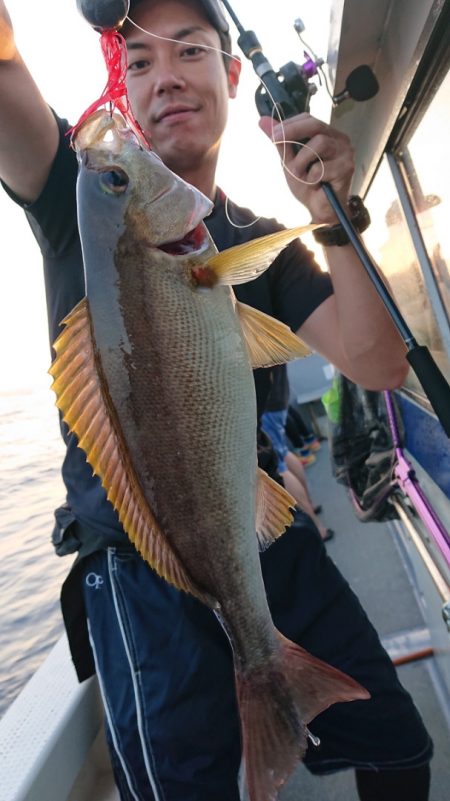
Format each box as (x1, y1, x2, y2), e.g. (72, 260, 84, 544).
(49, 111, 369, 801)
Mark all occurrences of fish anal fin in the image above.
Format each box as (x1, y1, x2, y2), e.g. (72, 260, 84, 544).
(255, 468, 295, 550)
(206, 225, 319, 286)
(49, 298, 210, 605)
(236, 630, 370, 801)
(237, 302, 310, 368)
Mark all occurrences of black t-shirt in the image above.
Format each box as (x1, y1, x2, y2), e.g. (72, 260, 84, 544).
(264, 365, 290, 413)
(208, 189, 333, 421)
(4, 114, 333, 556)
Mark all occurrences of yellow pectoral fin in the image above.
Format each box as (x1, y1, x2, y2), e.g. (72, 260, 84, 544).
(237, 301, 310, 368)
(255, 468, 296, 550)
(48, 298, 211, 606)
(206, 225, 319, 285)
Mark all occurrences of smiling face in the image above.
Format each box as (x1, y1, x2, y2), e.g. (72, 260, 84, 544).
(124, 0, 240, 187)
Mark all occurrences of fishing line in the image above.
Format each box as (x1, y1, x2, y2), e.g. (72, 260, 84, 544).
(125, 15, 325, 232)
(264, 84, 326, 188)
(223, 75, 324, 229)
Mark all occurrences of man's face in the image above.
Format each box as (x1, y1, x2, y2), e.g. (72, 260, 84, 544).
(124, 0, 240, 174)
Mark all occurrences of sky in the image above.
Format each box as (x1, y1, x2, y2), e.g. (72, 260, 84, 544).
(0, 0, 332, 392)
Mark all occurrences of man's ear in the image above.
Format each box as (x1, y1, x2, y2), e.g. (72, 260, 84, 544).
(227, 55, 242, 98)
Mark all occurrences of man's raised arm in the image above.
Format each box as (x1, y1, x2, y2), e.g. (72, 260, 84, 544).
(0, 1, 59, 203)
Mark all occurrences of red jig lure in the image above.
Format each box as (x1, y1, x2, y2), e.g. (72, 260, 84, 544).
(70, 28, 149, 149)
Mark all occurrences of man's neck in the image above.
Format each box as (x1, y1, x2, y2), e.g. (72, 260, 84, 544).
(178, 164, 217, 202)
(172, 145, 220, 202)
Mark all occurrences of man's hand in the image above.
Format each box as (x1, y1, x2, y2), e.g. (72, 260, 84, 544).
(0, 0, 59, 203)
(259, 113, 355, 224)
(0, 2, 15, 62)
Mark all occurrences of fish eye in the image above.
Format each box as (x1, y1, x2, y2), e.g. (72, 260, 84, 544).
(99, 168, 129, 195)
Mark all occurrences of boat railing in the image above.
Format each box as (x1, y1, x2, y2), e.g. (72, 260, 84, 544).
(0, 636, 102, 801)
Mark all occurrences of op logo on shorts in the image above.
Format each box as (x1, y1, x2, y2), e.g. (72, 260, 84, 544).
(85, 572, 104, 590)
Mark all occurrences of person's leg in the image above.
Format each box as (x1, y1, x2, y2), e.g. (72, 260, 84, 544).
(355, 764, 431, 801)
(285, 409, 306, 448)
(280, 467, 331, 541)
(286, 406, 321, 454)
(261, 523, 432, 795)
(285, 451, 318, 503)
(287, 404, 312, 439)
(82, 549, 241, 801)
(285, 450, 323, 515)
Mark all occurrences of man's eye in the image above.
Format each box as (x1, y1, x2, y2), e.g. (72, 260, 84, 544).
(128, 59, 151, 72)
(182, 46, 205, 57)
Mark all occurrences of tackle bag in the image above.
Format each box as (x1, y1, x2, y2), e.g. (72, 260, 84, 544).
(326, 375, 403, 522)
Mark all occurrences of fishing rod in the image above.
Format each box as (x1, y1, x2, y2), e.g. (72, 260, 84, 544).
(221, 0, 450, 438)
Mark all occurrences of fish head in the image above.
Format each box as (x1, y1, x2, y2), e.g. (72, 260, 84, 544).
(73, 110, 214, 257)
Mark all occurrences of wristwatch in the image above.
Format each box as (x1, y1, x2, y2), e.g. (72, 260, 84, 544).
(312, 196, 371, 247)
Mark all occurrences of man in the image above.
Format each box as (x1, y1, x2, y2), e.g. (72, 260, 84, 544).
(0, 1, 433, 800)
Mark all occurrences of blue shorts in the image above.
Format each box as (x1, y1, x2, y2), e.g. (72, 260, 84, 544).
(80, 517, 432, 801)
(260, 410, 289, 473)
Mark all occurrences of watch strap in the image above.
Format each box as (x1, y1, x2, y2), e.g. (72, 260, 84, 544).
(312, 195, 371, 247)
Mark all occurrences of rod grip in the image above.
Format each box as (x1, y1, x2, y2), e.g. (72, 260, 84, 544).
(406, 346, 450, 437)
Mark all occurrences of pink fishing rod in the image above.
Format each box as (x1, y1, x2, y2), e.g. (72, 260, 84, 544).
(383, 390, 450, 569)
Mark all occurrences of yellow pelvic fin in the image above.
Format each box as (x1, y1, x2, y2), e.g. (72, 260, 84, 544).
(237, 301, 310, 368)
(206, 225, 319, 286)
(48, 298, 210, 605)
(255, 468, 296, 550)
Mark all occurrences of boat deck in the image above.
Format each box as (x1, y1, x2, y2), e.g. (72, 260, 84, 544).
(70, 419, 450, 800)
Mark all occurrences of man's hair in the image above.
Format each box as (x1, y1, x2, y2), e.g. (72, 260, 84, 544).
(127, 0, 232, 60)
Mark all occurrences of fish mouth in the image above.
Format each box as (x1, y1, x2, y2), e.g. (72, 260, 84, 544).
(157, 222, 207, 256)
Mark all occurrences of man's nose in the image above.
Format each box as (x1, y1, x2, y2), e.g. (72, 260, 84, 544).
(154, 66, 187, 95)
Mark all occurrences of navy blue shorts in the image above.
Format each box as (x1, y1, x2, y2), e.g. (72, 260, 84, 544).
(81, 515, 432, 801)
(260, 410, 289, 473)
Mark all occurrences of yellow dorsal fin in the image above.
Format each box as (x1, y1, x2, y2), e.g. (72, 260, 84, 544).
(206, 225, 318, 285)
(237, 301, 310, 368)
(48, 298, 211, 606)
(255, 468, 296, 550)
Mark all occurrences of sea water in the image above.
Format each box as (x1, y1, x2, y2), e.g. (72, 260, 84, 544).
(0, 383, 70, 719)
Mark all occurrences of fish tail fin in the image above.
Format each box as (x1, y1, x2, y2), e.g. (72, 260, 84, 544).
(236, 630, 370, 801)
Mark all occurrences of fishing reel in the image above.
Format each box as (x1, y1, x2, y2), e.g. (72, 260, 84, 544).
(235, 27, 319, 120)
(228, 10, 379, 120)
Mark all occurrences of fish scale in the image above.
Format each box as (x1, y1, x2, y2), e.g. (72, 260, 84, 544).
(109, 255, 256, 547)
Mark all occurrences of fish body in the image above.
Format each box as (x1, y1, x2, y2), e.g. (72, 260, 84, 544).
(50, 111, 369, 801)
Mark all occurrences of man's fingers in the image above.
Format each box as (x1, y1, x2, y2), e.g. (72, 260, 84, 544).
(261, 117, 353, 174)
(282, 136, 352, 184)
(306, 154, 353, 189)
(258, 116, 297, 160)
(291, 134, 338, 173)
(259, 112, 354, 216)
